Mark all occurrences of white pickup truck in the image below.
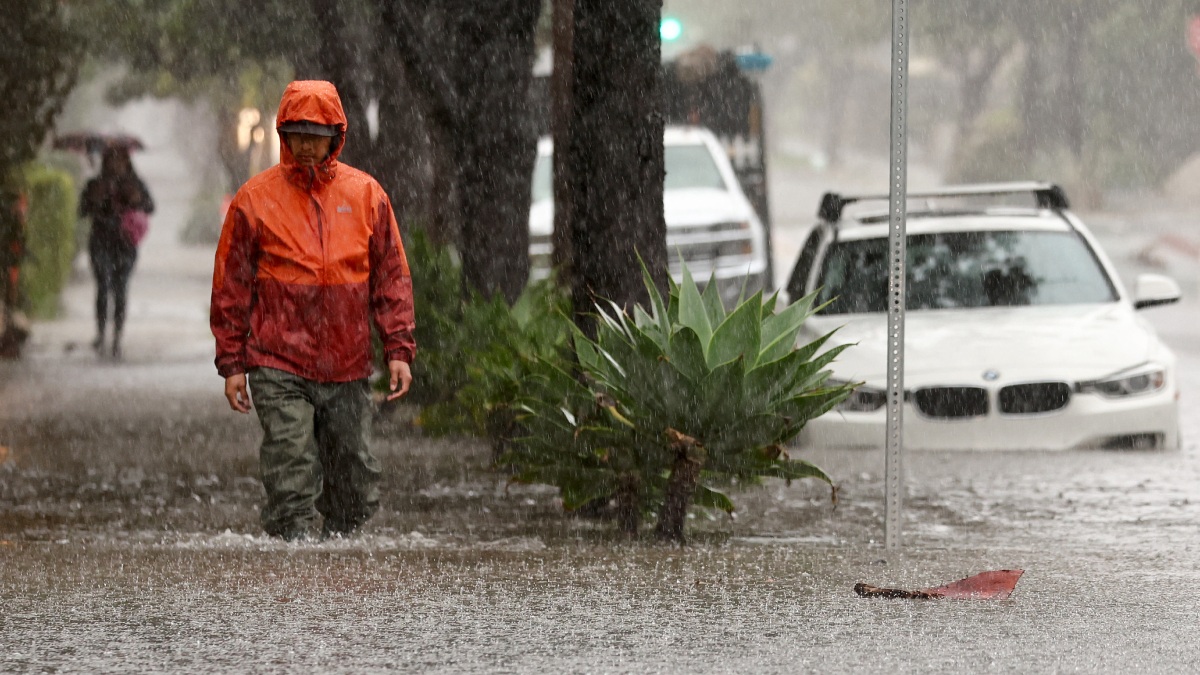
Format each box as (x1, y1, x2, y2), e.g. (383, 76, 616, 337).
(528, 125, 769, 304)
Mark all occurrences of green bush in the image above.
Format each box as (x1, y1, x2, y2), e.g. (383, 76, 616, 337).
(417, 279, 570, 446)
(508, 265, 856, 542)
(20, 163, 77, 318)
(398, 229, 474, 406)
(395, 231, 572, 462)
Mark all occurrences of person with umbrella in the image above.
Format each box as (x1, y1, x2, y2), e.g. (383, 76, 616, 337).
(78, 144, 154, 358)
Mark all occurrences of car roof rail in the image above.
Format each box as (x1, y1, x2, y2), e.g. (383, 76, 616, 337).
(817, 182, 1070, 222)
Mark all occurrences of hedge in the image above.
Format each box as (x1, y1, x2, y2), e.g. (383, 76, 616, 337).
(21, 163, 77, 318)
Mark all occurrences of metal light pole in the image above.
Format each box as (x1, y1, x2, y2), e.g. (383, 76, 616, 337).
(885, 0, 909, 550)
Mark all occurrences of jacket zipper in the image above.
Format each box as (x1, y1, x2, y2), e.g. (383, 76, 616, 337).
(307, 168, 325, 265)
(309, 168, 326, 373)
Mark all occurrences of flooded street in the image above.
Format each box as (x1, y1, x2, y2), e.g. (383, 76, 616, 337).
(3, 110, 1200, 672)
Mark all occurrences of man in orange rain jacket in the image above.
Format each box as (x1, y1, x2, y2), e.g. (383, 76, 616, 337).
(210, 80, 416, 541)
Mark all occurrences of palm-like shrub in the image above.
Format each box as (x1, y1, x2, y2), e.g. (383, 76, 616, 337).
(509, 266, 856, 542)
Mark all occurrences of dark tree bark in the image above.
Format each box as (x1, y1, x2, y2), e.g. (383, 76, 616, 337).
(453, 1, 540, 304)
(387, 0, 540, 303)
(1, 0, 83, 176)
(654, 429, 703, 543)
(550, 0, 577, 287)
(306, 0, 372, 168)
(387, 2, 461, 246)
(556, 0, 667, 335)
(614, 472, 642, 538)
(371, 30, 434, 232)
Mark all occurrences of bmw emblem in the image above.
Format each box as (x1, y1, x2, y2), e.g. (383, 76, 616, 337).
(982, 369, 1000, 381)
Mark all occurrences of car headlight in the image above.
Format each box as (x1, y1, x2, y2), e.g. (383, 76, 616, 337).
(1077, 363, 1166, 398)
(831, 379, 887, 412)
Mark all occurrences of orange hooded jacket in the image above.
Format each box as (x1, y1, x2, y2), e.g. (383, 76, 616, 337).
(210, 80, 415, 383)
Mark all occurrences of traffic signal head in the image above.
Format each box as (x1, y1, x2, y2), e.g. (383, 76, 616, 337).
(660, 17, 683, 42)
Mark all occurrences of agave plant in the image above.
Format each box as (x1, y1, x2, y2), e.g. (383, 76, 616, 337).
(508, 264, 856, 542)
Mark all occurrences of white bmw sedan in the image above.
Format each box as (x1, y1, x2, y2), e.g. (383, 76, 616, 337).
(787, 183, 1182, 451)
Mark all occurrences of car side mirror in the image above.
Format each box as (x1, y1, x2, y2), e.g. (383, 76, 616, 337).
(1133, 273, 1181, 309)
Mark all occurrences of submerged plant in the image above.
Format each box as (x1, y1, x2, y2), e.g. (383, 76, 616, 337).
(509, 264, 856, 542)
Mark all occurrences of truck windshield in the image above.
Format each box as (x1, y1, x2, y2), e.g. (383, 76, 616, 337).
(663, 144, 726, 191)
(816, 230, 1117, 314)
(531, 142, 727, 203)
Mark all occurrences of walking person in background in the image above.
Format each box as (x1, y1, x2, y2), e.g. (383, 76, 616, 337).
(79, 145, 154, 358)
(210, 80, 416, 542)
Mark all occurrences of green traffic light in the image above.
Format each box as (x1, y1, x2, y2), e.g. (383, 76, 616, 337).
(660, 17, 683, 42)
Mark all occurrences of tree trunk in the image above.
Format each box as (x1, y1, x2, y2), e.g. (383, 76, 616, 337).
(556, 0, 667, 336)
(1060, 15, 1085, 163)
(615, 471, 641, 538)
(550, 0, 577, 287)
(654, 429, 704, 543)
(387, 0, 539, 302)
(216, 104, 251, 190)
(386, 1, 463, 249)
(307, 0, 371, 168)
(373, 49, 434, 232)
(454, 1, 540, 304)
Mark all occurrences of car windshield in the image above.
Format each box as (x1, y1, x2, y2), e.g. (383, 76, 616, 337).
(663, 144, 726, 191)
(816, 229, 1117, 315)
(530, 142, 726, 203)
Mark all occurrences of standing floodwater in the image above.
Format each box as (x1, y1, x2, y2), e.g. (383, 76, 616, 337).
(4, 96, 1200, 675)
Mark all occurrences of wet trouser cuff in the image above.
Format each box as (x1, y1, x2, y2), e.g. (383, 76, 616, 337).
(249, 367, 381, 538)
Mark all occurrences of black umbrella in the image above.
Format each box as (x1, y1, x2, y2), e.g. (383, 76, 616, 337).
(52, 131, 145, 155)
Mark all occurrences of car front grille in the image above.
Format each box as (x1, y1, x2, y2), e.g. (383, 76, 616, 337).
(998, 382, 1071, 414)
(911, 387, 988, 419)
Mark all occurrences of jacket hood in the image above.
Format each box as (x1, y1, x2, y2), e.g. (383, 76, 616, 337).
(276, 80, 347, 185)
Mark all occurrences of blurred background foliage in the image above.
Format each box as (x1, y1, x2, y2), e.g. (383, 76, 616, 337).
(663, 0, 1200, 199)
(20, 165, 78, 319)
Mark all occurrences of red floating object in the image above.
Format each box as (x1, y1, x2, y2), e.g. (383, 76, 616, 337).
(855, 569, 1025, 600)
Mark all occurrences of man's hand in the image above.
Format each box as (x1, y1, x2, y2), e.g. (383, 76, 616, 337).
(386, 360, 412, 401)
(224, 373, 252, 413)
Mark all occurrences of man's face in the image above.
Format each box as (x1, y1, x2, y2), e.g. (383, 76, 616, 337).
(286, 132, 334, 167)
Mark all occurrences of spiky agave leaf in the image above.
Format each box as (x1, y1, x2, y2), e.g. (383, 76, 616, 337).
(677, 264, 715, 355)
(757, 289, 824, 366)
(706, 290, 763, 369)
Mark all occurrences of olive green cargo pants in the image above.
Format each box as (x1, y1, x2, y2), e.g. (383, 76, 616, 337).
(249, 367, 381, 539)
